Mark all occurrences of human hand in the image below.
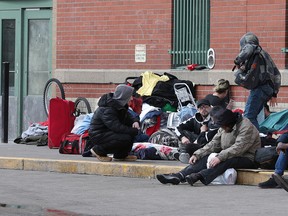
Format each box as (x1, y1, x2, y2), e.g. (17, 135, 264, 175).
(189, 155, 198, 164)
(276, 142, 287, 154)
(226, 99, 234, 110)
(132, 122, 140, 130)
(200, 124, 208, 132)
(181, 136, 190, 145)
(269, 97, 278, 107)
(209, 156, 221, 168)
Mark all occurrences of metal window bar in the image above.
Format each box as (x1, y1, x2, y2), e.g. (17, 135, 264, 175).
(170, 0, 210, 68)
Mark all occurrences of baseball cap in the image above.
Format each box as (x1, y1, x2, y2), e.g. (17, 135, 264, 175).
(196, 99, 210, 108)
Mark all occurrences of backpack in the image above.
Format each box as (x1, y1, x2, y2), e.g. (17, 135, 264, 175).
(234, 51, 265, 90)
(234, 48, 279, 91)
(148, 128, 180, 147)
(59, 132, 89, 154)
(254, 146, 278, 169)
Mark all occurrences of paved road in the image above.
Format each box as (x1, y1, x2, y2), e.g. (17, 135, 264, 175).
(0, 169, 286, 216)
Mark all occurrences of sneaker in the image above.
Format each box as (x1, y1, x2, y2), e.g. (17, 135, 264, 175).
(90, 149, 112, 162)
(156, 174, 181, 185)
(173, 152, 180, 161)
(258, 177, 279, 188)
(114, 155, 137, 161)
(179, 153, 190, 164)
(185, 173, 201, 186)
(272, 173, 288, 192)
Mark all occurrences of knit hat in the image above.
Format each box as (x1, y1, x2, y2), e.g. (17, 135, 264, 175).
(213, 108, 237, 126)
(112, 84, 134, 106)
(196, 99, 210, 108)
(214, 79, 230, 92)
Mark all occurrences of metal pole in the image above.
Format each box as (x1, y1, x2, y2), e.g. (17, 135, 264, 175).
(2, 62, 9, 143)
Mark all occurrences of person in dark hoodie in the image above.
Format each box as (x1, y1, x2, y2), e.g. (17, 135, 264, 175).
(174, 99, 219, 164)
(233, 32, 281, 130)
(88, 84, 140, 162)
(156, 107, 261, 186)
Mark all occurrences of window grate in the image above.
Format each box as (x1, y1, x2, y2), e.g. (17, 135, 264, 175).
(170, 0, 210, 69)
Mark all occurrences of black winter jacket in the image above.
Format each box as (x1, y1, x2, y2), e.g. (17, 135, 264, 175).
(174, 112, 219, 146)
(88, 93, 139, 141)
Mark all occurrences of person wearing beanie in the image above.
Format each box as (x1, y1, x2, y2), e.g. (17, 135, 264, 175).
(204, 79, 234, 110)
(156, 106, 261, 186)
(87, 84, 140, 162)
(174, 99, 220, 164)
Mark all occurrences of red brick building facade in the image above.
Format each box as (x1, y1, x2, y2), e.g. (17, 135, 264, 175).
(54, 0, 288, 110)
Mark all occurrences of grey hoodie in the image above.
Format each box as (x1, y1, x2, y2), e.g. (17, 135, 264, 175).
(112, 84, 134, 106)
(234, 32, 281, 96)
(234, 32, 261, 65)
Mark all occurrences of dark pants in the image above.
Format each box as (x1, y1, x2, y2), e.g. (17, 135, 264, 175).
(178, 130, 201, 154)
(89, 131, 134, 159)
(179, 155, 257, 185)
(184, 143, 202, 156)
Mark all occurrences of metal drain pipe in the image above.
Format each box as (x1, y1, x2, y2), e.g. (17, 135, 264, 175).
(2, 62, 9, 143)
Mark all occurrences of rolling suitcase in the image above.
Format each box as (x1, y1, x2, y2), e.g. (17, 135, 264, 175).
(48, 97, 76, 149)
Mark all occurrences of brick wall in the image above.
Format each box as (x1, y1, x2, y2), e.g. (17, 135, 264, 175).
(210, 0, 287, 70)
(56, 0, 172, 69)
(55, 0, 288, 111)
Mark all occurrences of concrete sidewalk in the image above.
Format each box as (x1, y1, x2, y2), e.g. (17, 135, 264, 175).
(0, 142, 274, 185)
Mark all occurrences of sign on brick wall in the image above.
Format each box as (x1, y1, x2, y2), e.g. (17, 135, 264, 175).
(135, 44, 146, 63)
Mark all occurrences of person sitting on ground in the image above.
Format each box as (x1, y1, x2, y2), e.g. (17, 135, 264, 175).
(87, 84, 140, 162)
(258, 133, 288, 192)
(204, 79, 234, 110)
(156, 106, 261, 186)
(174, 99, 219, 164)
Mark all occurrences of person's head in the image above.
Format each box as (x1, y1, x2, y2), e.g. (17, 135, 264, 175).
(112, 84, 134, 106)
(239, 32, 259, 50)
(211, 106, 237, 133)
(213, 79, 230, 95)
(196, 99, 211, 118)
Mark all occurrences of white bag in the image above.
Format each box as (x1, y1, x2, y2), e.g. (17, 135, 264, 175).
(207, 153, 237, 185)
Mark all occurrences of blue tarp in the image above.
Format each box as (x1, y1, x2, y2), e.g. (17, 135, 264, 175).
(259, 109, 288, 133)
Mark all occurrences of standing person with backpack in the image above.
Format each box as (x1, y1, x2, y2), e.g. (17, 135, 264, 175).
(233, 32, 281, 130)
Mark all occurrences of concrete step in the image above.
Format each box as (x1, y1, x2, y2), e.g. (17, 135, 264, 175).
(0, 156, 274, 185)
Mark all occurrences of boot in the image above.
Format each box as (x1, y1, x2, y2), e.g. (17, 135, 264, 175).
(156, 173, 182, 185)
(114, 155, 137, 161)
(185, 173, 202, 186)
(90, 149, 112, 162)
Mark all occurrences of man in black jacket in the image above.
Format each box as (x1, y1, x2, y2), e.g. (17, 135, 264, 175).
(175, 99, 219, 164)
(88, 84, 140, 162)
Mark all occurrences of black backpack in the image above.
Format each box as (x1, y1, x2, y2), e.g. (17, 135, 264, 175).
(234, 51, 266, 90)
(254, 146, 278, 169)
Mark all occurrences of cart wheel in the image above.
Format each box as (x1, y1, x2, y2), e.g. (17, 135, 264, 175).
(43, 78, 65, 117)
(74, 97, 92, 116)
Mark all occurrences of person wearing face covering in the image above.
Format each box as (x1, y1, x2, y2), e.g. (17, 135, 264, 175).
(233, 32, 281, 130)
(156, 107, 261, 186)
(88, 84, 140, 162)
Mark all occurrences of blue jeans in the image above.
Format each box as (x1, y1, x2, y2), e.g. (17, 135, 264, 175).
(275, 133, 288, 175)
(244, 84, 273, 130)
(275, 151, 288, 175)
